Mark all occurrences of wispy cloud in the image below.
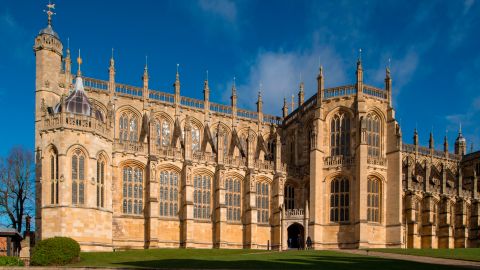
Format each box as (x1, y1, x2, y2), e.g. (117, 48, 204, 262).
(197, 0, 237, 24)
(0, 10, 31, 65)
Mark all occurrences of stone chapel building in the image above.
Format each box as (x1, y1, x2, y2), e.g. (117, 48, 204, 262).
(34, 5, 480, 251)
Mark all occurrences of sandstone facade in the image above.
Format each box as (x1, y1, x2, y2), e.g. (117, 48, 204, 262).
(34, 10, 480, 251)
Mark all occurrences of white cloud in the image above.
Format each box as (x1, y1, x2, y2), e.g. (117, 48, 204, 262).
(197, 0, 237, 23)
(234, 45, 347, 115)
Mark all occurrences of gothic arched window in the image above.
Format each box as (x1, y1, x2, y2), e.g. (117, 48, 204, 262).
(96, 158, 105, 208)
(225, 177, 241, 222)
(72, 150, 85, 205)
(155, 119, 171, 147)
(415, 200, 421, 234)
(192, 125, 200, 153)
(330, 177, 349, 222)
(193, 174, 211, 220)
(367, 177, 380, 222)
(49, 148, 59, 205)
(284, 185, 294, 210)
(256, 181, 270, 224)
(330, 113, 351, 156)
(119, 113, 138, 142)
(159, 170, 179, 217)
(366, 113, 381, 157)
(122, 166, 143, 215)
(213, 128, 229, 157)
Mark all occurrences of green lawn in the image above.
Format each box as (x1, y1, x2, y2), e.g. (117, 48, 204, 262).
(68, 248, 471, 269)
(370, 248, 480, 262)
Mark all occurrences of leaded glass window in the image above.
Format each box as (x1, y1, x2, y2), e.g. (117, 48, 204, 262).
(330, 177, 349, 222)
(367, 178, 380, 222)
(367, 114, 381, 157)
(122, 166, 143, 215)
(50, 149, 59, 205)
(96, 159, 105, 208)
(192, 125, 200, 152)
(330, 113, 351, 156)
(194, 175, 211, 220)
(72, 150, 85, 205)
(225, 178, 241, 222)
(256, 182, 270, 224)
(159, 170, 179, 217)
(284, 185, 294, 210)
(120, 113, 138, 142)
(155, 119, 171, 147)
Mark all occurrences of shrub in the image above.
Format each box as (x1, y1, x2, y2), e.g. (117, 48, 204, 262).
(30, 237, 80, 266)
(0, 256, 25, 266)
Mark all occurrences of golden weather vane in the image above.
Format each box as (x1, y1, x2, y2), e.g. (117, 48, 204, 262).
(43, 1, 56, 26)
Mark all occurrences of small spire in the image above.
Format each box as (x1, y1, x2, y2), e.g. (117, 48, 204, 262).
(320, 65, 323, 76)
(429, 130, 434, 149)
(206, 70, 209, 82)
(258, 83, 263, 100)
(231, 76, 237, 95)
(357, 48, 362, 64)
(291, 94, 295, 110)
(386, 59, 391, 79)
(145, 55, 148, 70)
(76, 49, 82, 77)
(459, 122, 462, 134)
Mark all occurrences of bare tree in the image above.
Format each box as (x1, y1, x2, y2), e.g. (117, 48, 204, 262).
(0, 146, 34, 235)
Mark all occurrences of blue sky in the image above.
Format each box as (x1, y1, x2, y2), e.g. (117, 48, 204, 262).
(0, 0, 479, 156)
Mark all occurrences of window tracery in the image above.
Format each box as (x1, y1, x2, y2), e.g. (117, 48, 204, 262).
(330, 113, 350, 156)
(96, 158, 105, 208)
(256, 181, 270, 224)
(225, 177, 241, 222)
(330, 177, 349, 222)
(155, 119, 171, 147)
(367, 177, 380, 222)
(49, 148, 59, 205)
(159, 170, 179, 217)
(284, 185, 294, 210)
(119, 113, 138, 142)
(194, 174, 211, 220)
(71, 150, 85, 205)
(192, 125, 200, 153)
(366, 113, 381, 157)
(122, 166, 143, 215)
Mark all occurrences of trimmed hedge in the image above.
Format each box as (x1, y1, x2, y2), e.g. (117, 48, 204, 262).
(30, 237, 80, 266)
(0, 256, 24, 266)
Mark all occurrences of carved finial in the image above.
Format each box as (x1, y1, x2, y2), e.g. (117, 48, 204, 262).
(176, 63, 180, 81)
(386, 58, 391, 78)
(76, 49, 82, 76)
(66, 37, 70, 54)
(145, 55, 148, 70)
(43, 1, 56, 26)
(206, 70, 209, 82)
(358, 48, 362, 62)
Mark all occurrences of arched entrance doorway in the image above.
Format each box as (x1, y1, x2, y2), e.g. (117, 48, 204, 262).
(287, 223, 304, 249)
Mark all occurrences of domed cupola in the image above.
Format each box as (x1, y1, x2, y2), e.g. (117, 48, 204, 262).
(54, 51, 92, 116)
(64, 76, 92, 115)
(38, 24, 59, 39)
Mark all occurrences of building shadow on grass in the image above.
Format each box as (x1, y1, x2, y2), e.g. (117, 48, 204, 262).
(114, 254, 468, 270)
